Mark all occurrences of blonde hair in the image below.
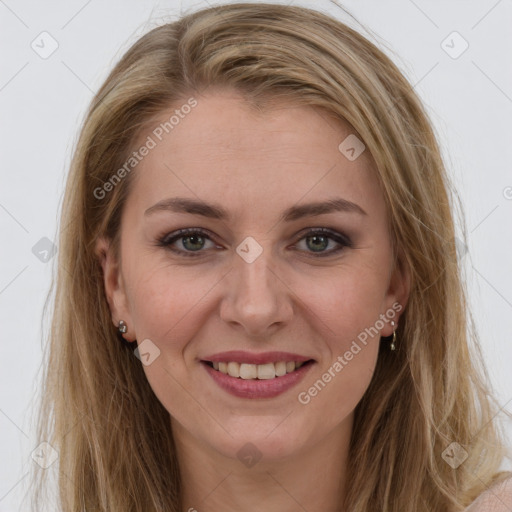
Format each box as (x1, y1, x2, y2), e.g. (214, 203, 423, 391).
(31, 2, 511, 511)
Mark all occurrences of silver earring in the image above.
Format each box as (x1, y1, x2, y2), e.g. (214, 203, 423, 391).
(390, 321, 397, 351)
(118, 320, 127, 334)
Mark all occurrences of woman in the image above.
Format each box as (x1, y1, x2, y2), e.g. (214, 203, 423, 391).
(31, 2, 511, 510)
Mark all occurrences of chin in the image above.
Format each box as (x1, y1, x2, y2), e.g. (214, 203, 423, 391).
(204, 416, 315, 463)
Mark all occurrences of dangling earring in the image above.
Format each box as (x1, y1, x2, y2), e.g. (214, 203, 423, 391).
(118, 320, 128, 334)
(390, 321, 397, 351)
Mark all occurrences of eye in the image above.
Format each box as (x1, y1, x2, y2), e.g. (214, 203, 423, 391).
(292, 228, 352, 257)
(157, 227, 352, 258)
(157, 228, 220, 257)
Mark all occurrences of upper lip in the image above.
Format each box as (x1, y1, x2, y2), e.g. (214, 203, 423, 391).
(201, 351, 314, 365)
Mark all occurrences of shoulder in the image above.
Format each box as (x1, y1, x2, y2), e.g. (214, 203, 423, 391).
(465, 476, 512, 511)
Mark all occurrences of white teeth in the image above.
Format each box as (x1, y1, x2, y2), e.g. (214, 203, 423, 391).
(275, 361, 287, 377)
(212, 360, 308, 379)
(239, 364, 257, 379)
(227, 362, 240, 378)
(257, 363, 276, 380)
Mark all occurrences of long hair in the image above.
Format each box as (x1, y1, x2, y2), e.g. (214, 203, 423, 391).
(30, 3, 511, 510)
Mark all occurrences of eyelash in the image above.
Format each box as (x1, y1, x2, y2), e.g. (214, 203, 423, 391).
(156, 227, 353, 258)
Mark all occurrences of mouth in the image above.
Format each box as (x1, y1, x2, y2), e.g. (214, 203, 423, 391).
(200, 354, 316, 399)
(201, 359, 315, 380)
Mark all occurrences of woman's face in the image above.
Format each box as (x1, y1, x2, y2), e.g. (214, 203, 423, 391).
(98, 88, 408, 463)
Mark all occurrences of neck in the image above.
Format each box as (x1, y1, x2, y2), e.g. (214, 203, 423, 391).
(172, 414, 352, 512)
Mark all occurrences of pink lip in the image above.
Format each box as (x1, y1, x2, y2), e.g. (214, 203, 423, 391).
(201, 360, 315, 399)
(201, 350, 312, 365)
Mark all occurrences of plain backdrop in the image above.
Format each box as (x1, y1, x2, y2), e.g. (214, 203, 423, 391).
(1, 0, 511, 509)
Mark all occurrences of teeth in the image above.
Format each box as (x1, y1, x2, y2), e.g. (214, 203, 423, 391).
(257, 363, 275, 380)
(239, 363, 257, 379)
(275, 361, 287, 377)
(227, 362, 240, 378)
(213, 360, 307, 379)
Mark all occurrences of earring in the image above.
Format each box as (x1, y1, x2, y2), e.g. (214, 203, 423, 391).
(117, 320, 136, 347)
(390, 321, 397, 351)
(118, 320, 127, 334)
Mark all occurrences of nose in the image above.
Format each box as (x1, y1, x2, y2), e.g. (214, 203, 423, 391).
(219, 241, 293, 337)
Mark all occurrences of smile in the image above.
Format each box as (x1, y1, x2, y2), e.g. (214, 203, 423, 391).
(200, 355, 315, 399)
(204, 360, 311, 380)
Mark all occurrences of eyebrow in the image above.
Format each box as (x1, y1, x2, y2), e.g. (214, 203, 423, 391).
(144, 196, 367, 221)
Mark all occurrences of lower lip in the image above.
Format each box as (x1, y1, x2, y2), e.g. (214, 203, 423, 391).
(201, 361, 315, 399)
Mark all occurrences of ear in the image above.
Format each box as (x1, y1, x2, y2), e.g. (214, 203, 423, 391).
(95, 236, 136, 341)
(381, 248, 411, 337)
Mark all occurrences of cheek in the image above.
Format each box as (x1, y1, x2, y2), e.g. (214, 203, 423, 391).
(294, 272, 383, 420)
(123, 263, 218, 418)
(296, 343, 378, 441)
(290, 264, 386, 406)
(293, 262, 390, 340)
(125, 260, 222, 344)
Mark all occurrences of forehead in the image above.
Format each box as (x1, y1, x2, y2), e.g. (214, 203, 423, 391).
(124, 90, 384, 222)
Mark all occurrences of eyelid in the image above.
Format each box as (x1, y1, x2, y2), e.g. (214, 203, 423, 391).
(292, 226, 352, 247)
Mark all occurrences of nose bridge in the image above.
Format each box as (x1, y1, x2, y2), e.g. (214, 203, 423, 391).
(220, 235, 292, 333)
(234, 235, 279, 301)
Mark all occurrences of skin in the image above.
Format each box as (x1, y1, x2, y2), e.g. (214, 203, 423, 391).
(96, 88, 410, 511)
(465, 478, 512, 511)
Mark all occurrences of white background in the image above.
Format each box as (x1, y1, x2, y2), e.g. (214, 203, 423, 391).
(1, 0, 511, 509)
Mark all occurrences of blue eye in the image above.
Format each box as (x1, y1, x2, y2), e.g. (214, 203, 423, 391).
(157, 227, 352, 258)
